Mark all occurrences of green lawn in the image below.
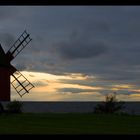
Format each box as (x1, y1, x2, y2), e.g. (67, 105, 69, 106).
(0, 113, 140, 134)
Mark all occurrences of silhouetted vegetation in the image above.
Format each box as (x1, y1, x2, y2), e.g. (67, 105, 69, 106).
(6, 100, 23, 113)
(94, 93, 124, 114)
(0, 102, 4, 114)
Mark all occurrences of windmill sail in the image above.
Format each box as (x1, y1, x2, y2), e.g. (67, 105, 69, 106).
(6, 30, 32, 61)
(0, 30, 34, 101)
(11, 70, 34, 97)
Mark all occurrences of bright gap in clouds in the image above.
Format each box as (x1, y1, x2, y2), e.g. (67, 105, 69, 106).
(11, 71, 140, 101)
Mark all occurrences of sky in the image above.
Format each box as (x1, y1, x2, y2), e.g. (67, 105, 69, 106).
(1, 6, 140, 101)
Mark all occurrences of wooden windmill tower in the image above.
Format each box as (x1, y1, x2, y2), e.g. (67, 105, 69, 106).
(0, 30, 34, 101)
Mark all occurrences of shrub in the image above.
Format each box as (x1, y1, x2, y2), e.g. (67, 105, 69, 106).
(0, 102, 4, 114)
(6, 100, 23, 113)
(94, 93, 124, 114)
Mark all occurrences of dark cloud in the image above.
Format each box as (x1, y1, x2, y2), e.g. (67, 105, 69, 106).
(58, 88, 96, 94)
(0, 33, 15, 52)
(58, 79, 114, 88)
(53, 39, 108, 60)
(99, 90, 136, 96)
(13, 59, 35, 72)
(14, 63, 27, 71)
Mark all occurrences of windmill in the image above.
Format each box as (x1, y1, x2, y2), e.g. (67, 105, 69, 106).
(0, 30, 34, 101)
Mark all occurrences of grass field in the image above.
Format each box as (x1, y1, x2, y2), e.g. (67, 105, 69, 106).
(0, 113, 140, 134)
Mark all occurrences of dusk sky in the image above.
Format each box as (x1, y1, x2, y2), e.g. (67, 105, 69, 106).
(1, 6, 140, 101)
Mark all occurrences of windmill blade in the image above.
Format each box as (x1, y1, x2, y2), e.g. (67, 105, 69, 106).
(11, 70, 34, 97)
(6, 30, 32, 61)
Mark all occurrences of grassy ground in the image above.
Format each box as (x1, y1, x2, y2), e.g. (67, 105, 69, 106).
(0, 113, 140, 134)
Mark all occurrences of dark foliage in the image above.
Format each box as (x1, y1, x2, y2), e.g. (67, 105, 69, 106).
(6, 100, 23, 113)
(94, 93, 124, 114)
(0, 102, 4, 114)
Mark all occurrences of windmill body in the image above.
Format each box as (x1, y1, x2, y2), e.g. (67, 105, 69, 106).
(0, 46, 11, 101)
(0, 30, 34, 101)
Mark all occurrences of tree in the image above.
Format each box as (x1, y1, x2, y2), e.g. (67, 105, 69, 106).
(94, 92, 124, 114)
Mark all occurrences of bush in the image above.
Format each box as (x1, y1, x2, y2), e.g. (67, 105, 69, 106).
(6, 100, 23, 113)
(94, 93, 124, 114)
(0, 102, 4, 114)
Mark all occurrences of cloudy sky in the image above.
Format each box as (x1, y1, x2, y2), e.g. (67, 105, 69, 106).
(1, 6, 140, 101)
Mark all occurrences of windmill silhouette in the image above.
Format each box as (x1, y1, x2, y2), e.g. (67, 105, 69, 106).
(0, 30, 34, 101)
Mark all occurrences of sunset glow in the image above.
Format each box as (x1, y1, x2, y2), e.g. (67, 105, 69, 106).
(10, 71, 140, 101)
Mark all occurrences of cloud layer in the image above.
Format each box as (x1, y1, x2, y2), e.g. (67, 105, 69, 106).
(0, 6, 140, 100)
